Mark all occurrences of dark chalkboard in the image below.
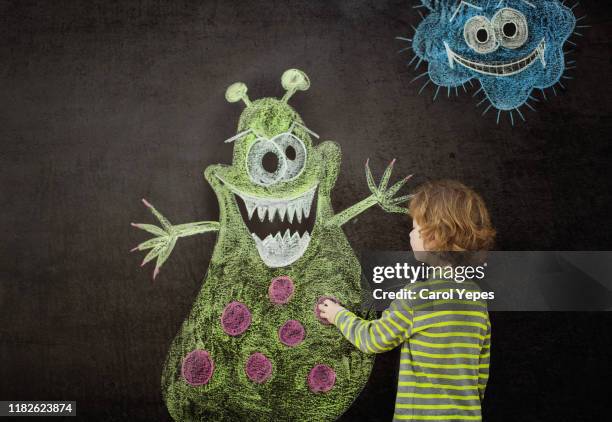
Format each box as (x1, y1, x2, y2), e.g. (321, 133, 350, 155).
(1, 1, 611, 420)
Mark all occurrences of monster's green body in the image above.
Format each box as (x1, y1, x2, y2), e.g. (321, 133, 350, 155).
(161, 172, 374, 420)
(132, 70, 410, 422)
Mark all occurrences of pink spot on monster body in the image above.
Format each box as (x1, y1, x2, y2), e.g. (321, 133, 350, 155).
(181, 349, 214, 386)
(308, 364, 336, 393)
(221, 301, 252, 336)
(268, 276, 295, 305)
(314, 296, 340, 325)
(278, 319, 305, 347)
(245, 352, 273, 384)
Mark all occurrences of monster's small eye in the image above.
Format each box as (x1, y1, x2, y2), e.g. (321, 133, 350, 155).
(285, 146, 296, 161)
(492, 8, 528, 49)
(246, 139, 287, 186)
(464, 16, 497, 54)
(272, 133, 307, 181)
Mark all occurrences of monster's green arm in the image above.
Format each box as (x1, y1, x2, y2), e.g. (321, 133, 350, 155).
(329, 159, 413, 227)
(131, 198, 219, 279)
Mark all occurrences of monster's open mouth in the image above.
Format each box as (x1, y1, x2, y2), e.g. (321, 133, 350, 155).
(444, 39, 546, 77)
(234, 186, 318, 268)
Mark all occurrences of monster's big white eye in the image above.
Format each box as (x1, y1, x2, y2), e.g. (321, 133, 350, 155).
(271, 133, 307, 181)
(492, 8, 528, 49)
(246, 133, 307, 186)
(247, 139, 287, 186)
(464, 16, 498, 54)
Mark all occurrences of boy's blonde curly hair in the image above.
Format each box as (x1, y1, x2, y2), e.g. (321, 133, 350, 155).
(409, 180, 496, 252)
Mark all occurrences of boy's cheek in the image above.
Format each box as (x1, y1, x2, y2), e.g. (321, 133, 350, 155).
(410, 234, 421, 251)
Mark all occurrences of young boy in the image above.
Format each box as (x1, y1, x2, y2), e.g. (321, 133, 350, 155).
(319, 180, 496, 421)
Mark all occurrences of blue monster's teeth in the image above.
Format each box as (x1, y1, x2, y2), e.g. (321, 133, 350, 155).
(445, 39, 546, 77)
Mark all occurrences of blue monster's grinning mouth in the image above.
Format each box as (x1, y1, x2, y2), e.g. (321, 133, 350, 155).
(444, 39, 546, 76)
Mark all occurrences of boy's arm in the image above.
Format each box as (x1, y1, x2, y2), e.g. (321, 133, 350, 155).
(478, 321, 492, 400)
(333, 299, 415, 354)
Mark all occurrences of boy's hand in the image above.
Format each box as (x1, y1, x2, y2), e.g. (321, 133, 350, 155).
(318, 300, 345, 324)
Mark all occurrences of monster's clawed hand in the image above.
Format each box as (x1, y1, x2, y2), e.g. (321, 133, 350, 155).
(131, 199, 219, 279)
(365, 159, 413, 214)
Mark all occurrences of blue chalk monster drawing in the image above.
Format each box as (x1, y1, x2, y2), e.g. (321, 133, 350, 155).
(400, 0, 583, 123)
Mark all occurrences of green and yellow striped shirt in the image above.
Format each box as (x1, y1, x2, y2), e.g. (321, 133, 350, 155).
(334, 279, 491, 421)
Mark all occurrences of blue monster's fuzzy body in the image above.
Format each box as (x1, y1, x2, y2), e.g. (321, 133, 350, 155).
(410, 0, 577, 118)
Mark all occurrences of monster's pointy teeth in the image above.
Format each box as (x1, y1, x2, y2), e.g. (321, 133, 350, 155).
(229, 184, 318, 268)
(444, 39, 546, 77)
(252, 231, 311, 268)
(237, 186, 316, 224)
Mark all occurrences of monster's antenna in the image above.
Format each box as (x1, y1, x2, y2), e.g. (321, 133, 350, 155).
(225, 82, 251, 107)
(281, 69, 310, 103)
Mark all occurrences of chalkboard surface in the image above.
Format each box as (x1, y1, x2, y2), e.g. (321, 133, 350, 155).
(1, 1, 611, 420)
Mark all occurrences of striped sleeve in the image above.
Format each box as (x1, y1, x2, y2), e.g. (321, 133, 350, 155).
(478, 320, 491, 400)
(333, 298, 415, 354)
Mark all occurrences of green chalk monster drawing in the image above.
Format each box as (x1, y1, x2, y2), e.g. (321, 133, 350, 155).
(131, 69, 412, 421)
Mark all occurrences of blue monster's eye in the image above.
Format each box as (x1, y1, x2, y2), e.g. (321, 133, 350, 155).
(464, 16, 498, 54)
(492, 8, 529, 49)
